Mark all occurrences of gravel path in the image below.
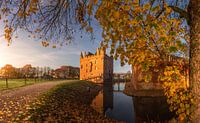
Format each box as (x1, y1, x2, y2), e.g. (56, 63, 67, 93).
(0, 80, 75, 122)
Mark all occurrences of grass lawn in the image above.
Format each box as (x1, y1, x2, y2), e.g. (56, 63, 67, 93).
(0, 78, 55, 90)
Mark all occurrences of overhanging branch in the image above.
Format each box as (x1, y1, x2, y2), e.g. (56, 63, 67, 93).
(169, 6, 189, 23)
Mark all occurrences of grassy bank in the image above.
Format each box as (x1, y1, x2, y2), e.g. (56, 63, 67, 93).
(14, 81, 115, 122)
(0, 78, 57, 90)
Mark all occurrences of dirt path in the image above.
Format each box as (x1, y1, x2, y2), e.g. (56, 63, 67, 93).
(0, 80, 75, 122)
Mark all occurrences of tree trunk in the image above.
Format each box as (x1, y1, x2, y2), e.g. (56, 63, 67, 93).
(6, 78, 8, 88)
(188, 1, 200, 121)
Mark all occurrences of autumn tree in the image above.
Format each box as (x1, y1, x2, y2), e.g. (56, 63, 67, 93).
(0, 64, 17, 88)
(0, 0, 199, 121)
(187, 2, 200, 121)
(22, 64, 36, 84)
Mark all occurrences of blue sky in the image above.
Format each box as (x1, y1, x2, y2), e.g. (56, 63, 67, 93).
(0, 24, 131, 73)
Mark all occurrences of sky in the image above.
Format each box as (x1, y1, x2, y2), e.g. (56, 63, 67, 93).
(0, 24, 131, 73)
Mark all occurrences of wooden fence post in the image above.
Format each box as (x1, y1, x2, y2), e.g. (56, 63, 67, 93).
(24, 76, 27, 85)
(34, 77, 36, 83)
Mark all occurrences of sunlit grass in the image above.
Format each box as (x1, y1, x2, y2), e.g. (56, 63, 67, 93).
(0, 79, 54, 90)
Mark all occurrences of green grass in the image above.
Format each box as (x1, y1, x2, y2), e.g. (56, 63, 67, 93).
(0, 78, 55, 91)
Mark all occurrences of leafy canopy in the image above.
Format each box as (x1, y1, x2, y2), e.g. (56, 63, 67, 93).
(0, 0, 194, 121)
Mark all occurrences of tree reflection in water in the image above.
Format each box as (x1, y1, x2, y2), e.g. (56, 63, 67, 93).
(133, 96, 174, 123)
(91, 82, 174, 123)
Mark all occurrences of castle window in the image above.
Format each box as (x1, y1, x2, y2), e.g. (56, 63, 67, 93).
(95, 66, 98, 70)
(90, 62, 93, 72)
(81, 65, 83, 69)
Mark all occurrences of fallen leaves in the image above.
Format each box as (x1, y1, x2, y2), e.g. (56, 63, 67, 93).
(15, 81, 115, 122)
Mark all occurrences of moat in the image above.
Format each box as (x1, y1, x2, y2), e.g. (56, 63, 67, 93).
(91, 82, 174, 123)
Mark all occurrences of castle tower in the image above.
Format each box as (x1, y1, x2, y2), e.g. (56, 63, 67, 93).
(80, 48, 113, 83)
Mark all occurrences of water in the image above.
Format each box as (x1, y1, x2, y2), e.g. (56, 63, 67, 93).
(91, 82, 174, 123)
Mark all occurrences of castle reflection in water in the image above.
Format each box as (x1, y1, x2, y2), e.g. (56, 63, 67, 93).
(91, 83, 113, 114)
(91, 82, 174, 123)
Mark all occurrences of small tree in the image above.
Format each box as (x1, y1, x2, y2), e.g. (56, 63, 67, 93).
(1, 64, 16, 88)
(22, 64, 34, 84)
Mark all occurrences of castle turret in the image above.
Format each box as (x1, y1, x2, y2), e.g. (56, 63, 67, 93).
(100, 48, 106, 55)
(96, 48, 100, 55)
(84, 51, 86, 57)
(80, 52, 83, 58)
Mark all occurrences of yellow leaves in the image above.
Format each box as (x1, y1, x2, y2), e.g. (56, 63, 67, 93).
(6, 113, 12, 117)
(124, 5, 131, 11)
(95, 0, 186, 68)
(143, 3, 150, 10)
(163, 75, 195, 121)
(17, 0, 39, 18)
(1, 8, 10, 14)
(4, 25, 13, 45)
(165, 6, 172, 15)
(52, 45, 56, 48)
(151, 5, 160, 13)
(41, 41, 49, 47)
(27, 0, 39, 14)
(93, 0, 98, 5)
(178, 113, 185, 121)
(0, 111, 3, 115)
(86, 26, 93, 33)
(146, 14, 154, 22)
(113, 11, 120, 19)
(144, 74, 152, 83)
(163, 66, 180, 77)
(129, 20, 137, 26)
(18, 12, 24, 18)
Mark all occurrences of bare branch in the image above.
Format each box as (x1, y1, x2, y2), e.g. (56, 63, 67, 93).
(169, 5, 189, 23)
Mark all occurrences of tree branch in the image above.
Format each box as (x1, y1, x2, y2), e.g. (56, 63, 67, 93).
(169, 6, 189, 23)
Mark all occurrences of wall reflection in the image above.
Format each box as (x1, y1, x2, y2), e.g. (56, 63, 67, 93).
(91, 83, 113, 114)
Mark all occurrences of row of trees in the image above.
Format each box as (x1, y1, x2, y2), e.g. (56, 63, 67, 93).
(0, 64, 80, 80)
(0, 64, 52, 79)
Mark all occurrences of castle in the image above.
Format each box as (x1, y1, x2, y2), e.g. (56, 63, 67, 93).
(80, 48, 113, 83)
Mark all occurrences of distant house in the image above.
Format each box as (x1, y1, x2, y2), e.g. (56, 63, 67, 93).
(80, 48, 113, 83)
(53, 66, 80, 79)
(113, 72, 132, 82)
